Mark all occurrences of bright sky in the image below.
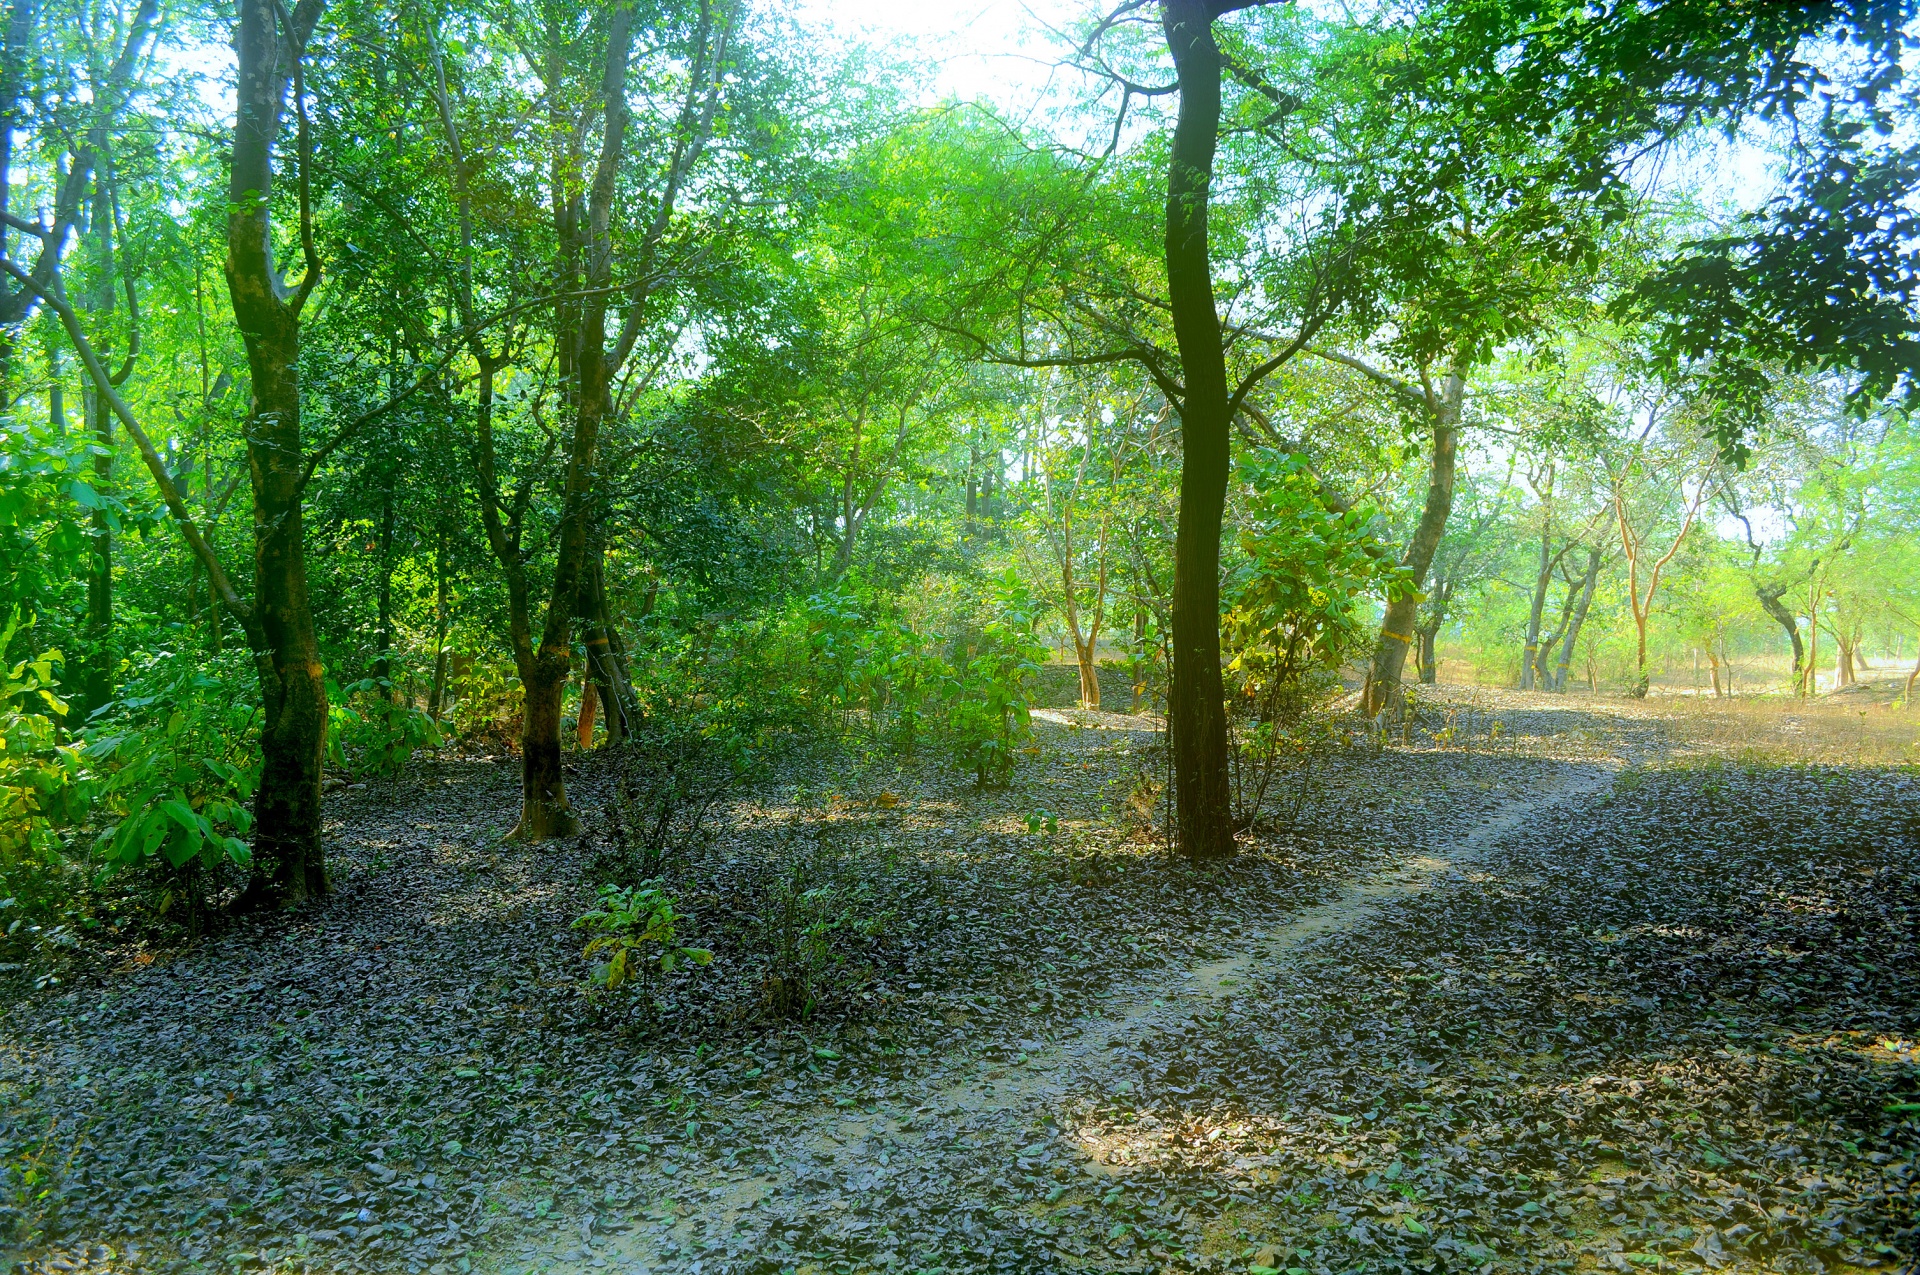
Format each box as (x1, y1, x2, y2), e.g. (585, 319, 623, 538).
(794, 0, 1087, 110)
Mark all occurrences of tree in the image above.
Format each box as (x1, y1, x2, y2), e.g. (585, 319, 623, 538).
(1605, 416, 1717, 699)
(5, 0, 356, 906)
(431, 0, 749, 839)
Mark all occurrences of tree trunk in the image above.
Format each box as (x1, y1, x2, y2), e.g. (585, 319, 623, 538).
(1904, 647, 1918, 705)
(576, 677, 597, 750)
(1533, 575, 1580, 689)
(428, 528, 450, 720)
(227, 0, 328, 907)
(1802, 580, 1823, 696)
(1075, 636, 1101, 709)
(373, 479, 394, 687)
(1630, 613, 1651, 698)
(1754, 583, 1802, 689)
(1416, 623, 1439, 683)
(581, 550, 638, 745)
(1130, 605, 1147, 713)
(1707, 647, 1723, 697)
(1364, 384, 1463, 716)
(516, 662, 573, 837)
(83, 380, 112, 718)
(1161, 0, 1235, 860)
(1552, 546, 1601, 692)
(1520, 483, 1553, 690)
(1834, 630, 1854, 688)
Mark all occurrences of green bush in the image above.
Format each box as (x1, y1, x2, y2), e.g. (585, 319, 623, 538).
(329, 677, 442, 778)
(942, 571, 1047, 787)
(573, 882, 712, 994)
(84, 650, 259, 886)
(0, 614, 87, 935)
(1224, 451, 1409, 825)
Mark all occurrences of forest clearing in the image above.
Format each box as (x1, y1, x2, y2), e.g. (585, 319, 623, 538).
(3, 681, 1916, 1275)
(4, 0, 1920, 1271)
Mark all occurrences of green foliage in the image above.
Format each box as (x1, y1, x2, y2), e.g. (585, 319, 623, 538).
(758, 845, 891, 1021)
(0, 613, 86, 923)
(1224, 454, 1407, 825)
(329, 678, 442, 778)
(444, 658, 523, 749)
(1226, 451, 1411, 692)
(573, 882, 712, 992)
(943, 572, 1047, 787)
(804, 583, 949, 753)
(0, 417, 94, 626)
(85, 651, 258, 879)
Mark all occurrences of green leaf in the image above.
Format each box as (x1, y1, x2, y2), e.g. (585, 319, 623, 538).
(161, 825, 202, 868)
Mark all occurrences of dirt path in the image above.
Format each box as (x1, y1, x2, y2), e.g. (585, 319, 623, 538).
(515, 762, 1621, 1275)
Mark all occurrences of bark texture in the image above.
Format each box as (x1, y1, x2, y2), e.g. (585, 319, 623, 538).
(1363, 377, 1463, 716)
(1161, 0, 1236, 859)
(1755, 582, 1803, 689)
(226, 0, 329, 905)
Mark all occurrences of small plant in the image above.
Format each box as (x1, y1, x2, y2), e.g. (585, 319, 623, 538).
(757, 841, 889, 1020)
(572, 883, 712, 996)
(330, 678, 442, 779)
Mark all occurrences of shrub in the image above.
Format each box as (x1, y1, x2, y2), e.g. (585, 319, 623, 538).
(0, 617, 87, 942)
(755, 839, 890, 1020)
(83, 650, 259, 920)
(573, 882, 712, 996)
(942, 571, 1047, 787)
(1224, 451, 1409, 826)
(329, 677, 442, 779)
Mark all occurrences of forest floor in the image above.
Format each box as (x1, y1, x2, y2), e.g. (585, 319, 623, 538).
(3, 681, 1918, 1275)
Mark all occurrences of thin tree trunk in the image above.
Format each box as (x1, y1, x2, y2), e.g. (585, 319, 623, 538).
(1364, 383, 1462, 716)
(1075, 636, 1101, 709)
(428, 528, 450, 720)
(1520, 473, 1553, 689)
(1161, 0, 1235, 859)
(576, 677, 597, 750)
(1130, 605, 1147, 713)
(1552, 545, 1602, 692)
(1533, 575, 1580, 688)
(580, 549, 637, 745)
(1804, 583, 1820, 696)
(1755, 583, 1803, 689)
(1405, 622, 1436, 683)
(83, 378, 112, 716)
(373, 479, 394, 687)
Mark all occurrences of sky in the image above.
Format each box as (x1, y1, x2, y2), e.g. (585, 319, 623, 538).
(792, 0, 1087, 111)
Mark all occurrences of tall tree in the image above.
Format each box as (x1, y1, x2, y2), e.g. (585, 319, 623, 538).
(221, 0, 330, 901)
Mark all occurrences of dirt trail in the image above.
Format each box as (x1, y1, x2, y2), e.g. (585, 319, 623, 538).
(520, 760, 1619, 1274)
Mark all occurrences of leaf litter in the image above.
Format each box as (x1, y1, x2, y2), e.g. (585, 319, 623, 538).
(1, 685, 1914, 1275)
